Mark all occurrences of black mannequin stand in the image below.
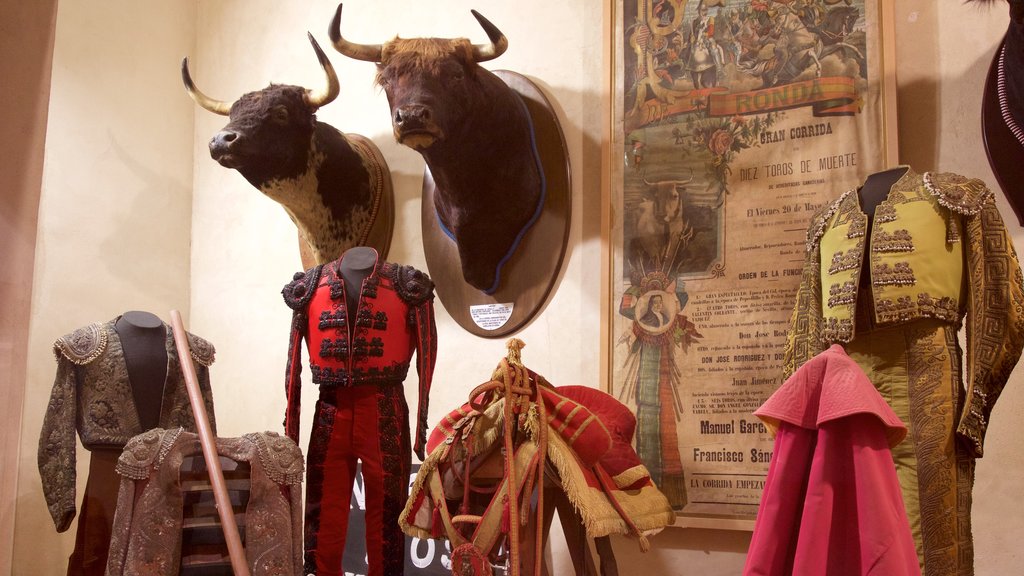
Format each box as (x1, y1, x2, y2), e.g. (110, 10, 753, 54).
(858, 166, 909, 217)
(114, 310, 167, 430)
(338, 247, 377, 337)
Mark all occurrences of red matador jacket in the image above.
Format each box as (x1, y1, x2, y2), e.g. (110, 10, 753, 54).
(282, 255, 437, 459)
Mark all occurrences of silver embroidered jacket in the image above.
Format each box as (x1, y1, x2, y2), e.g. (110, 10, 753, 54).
(38, 319, 216, 532)
(105, 429, 303, 576)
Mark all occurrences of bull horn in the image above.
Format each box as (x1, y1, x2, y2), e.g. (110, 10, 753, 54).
(328, 3, 383, 63)
(469, 10, 508, 63)
(181, 57, 232, 116)
(305, 33, 340, 108)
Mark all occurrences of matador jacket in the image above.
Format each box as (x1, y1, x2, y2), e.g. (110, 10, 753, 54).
(38, 319, 216, 532)
(105, 428, 304, 576)
(783, 168, 1024, 457)
(282, 253, 437, 458)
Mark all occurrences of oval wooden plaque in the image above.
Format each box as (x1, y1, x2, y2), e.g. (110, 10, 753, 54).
(421, 70, 571, 338)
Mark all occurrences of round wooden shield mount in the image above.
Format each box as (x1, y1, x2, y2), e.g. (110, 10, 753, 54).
(421, 70, 571, 338)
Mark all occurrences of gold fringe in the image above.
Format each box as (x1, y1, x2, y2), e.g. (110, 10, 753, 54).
(544, 425, 675, 539)
(611, 465, 651, 489)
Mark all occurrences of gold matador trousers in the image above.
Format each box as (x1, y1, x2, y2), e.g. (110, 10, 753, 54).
(844, 318, 974, 576)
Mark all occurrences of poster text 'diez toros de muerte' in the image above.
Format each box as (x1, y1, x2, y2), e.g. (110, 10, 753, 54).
(610, 0, 889, 521)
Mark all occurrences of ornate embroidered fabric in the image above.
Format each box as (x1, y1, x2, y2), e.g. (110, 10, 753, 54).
(872, 229, 915, 253)
(874, 203, 898, 223)
(821, 317, 854, 344)
(872, 262, 917, 287)
(105, 429, 303, 575)
(827, 241, 864, 275)
(39, 320, 217, 532)
(827, 281, 858, 308)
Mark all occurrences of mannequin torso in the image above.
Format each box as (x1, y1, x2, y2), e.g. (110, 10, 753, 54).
(338, 247, 376, 339)
(857, 166, 909, 217)
(114, 310, 167, 430)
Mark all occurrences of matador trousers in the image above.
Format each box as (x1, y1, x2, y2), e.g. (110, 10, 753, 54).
(304, 384, 411, 576)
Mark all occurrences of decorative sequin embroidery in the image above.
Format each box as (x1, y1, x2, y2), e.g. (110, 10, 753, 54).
(821, 316, 854, 343)
(827, 240, 864, 275)
(874, 203, 898, 223)
(827, 281, 858, 307)
(872, 261, 916, 286)
(923, 171, 992, 216)
(320, 338, 349, 360)
(875, 295, 915, 323)
(373, 311, 388, 331)
(872, 229, 915, 253)
(318, 309, 347, 330)
(310, 362, 411, 387)
(917, 293, 960, 322)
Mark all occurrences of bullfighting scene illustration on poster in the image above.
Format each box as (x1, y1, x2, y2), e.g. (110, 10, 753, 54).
(612, 0, 886, 518)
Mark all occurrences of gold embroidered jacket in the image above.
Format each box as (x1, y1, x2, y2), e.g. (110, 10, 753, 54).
(38, 319, 216, 532)
(105, 428, 304, 576)
(783, 169, 1024, 457)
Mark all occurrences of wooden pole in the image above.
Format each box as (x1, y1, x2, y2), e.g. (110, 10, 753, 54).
(169, 310, 251, 576)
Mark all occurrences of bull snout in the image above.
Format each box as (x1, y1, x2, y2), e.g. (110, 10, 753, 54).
(209, 130, 242, 167)
(393, 105, 431, 129)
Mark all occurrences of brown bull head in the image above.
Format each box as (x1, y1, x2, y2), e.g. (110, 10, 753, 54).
(183, 33, 392, 266)
(329, 4, 543, 294)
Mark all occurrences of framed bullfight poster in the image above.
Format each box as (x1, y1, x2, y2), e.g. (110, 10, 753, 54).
(604, 0, 896, 527)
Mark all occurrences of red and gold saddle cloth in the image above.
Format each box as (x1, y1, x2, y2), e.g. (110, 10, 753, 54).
(400, 341, 674, 574)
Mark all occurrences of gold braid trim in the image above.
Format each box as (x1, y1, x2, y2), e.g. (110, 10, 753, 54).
(958, 201, 1024, 458)
(783, 238, 825, 379)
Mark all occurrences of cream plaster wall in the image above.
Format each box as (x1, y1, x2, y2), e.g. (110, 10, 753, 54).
(9, 1, 1024, 575)
(12, 1, 198, 573)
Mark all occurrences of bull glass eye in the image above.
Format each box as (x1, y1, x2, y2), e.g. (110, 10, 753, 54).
(272, 106, 289, 124)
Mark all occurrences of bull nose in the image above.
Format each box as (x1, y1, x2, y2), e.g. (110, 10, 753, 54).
(209, 130, 238, 153)
(394, 105, 430, 127)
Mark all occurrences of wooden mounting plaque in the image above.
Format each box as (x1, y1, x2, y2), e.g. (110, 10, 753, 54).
(421, 70, 571, 338)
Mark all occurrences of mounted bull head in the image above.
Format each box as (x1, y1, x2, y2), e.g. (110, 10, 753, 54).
(183, 33, 393, 266)
(330, 3, 543, 293)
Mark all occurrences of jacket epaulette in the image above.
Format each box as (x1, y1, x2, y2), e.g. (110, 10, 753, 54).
(115, 428, 183, 480)
(246, 431, 305, 486)
(282, 264, 324, 311)
(186, 333, 216, 367)
(388, 264, 435, 307)
(923, 171, 994, 216)
(53, 323, 107, 365)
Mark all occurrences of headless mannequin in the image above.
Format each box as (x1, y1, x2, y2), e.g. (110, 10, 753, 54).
(857, 166, 909, 217)
(339, 247, 377, 338)
(114, 311, 167, 430)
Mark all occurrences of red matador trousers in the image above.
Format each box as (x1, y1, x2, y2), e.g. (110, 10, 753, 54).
(304, 384, 411, 576)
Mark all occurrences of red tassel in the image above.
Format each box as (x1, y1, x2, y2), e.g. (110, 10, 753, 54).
(431, 506, 443, 539)
(501, 501, 511, 534)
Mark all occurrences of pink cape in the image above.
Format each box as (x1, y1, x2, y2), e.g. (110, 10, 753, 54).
(743, 345, 920, 576)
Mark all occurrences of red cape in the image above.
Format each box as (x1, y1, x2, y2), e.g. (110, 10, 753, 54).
(743, 345, 920, 576)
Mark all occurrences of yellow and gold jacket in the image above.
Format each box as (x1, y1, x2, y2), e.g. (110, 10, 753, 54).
(783, 168, 1024, 458)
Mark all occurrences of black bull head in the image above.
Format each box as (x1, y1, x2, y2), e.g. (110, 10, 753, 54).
(182, 34, 387, 265)
(329, 3, 544, 293)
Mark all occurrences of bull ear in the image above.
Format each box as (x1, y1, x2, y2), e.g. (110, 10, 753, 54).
(328, 3, 383, 63)
(304, 33, 340, 108)
(469, 10, 508, 63)
(181, 57, 232, 116)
